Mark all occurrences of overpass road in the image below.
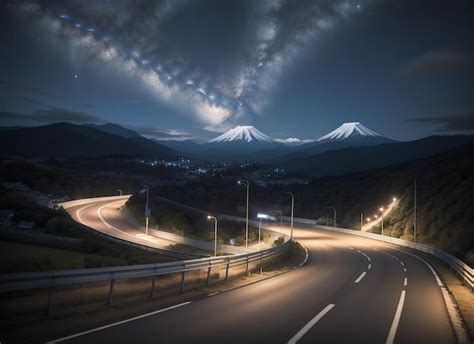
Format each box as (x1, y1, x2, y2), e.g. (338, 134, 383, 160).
(49, 213, 455, 343)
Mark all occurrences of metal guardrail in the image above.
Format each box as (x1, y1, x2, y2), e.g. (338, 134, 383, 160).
(301, 222, 473, 289)
(0, 239, 290, 317)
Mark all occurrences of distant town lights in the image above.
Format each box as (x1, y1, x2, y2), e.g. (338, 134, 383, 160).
(257, 213, 269, 219)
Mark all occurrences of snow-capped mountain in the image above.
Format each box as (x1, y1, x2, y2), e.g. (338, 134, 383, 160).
(274, 137, 315, 146)
(208, 126, 275, 143)
(296, 122, 395, 156)
(317, 122, 380, 142)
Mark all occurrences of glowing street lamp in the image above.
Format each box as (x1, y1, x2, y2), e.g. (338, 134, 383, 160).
(393, 197, 397, 202)
(257, 213, 269, 250)
(287, 192, 295, 239)
(207, 215, 218, 256)
(379, 206, 385, 235)
(237, 180, 250, 248)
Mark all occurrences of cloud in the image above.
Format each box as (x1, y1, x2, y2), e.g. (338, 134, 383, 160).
(0, 79, 95, 109)
(14, 0, 365, 130)
(405, 114, 474, 131)
(0, 108, 104, 124)
(129, 126, 195, 141)
(401, 50, 474, 76)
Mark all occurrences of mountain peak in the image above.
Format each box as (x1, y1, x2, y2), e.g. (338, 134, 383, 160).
(208, 125, 275, 143)
(317, 122, 380, 142)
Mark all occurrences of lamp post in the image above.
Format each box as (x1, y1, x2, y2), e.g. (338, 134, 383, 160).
(117, 189, 122, 196)
(257, 213, 269, 250)
(379, 206, 384, 235)
(276, 210, 283, 229)
(238, 180, 250, 248)
(325, 207, 336, 227)
(360, 213, 363, 231)
(145, 185, 150, 236)
(414, 180, 417, 243)
(207, 215, 218, 257)
(287, 192, 294, 239)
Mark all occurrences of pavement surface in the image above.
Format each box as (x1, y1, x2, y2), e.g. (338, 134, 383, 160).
(48, 214, 455, 343)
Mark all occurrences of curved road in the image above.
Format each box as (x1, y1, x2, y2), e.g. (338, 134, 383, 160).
(56, 204, 455, 343)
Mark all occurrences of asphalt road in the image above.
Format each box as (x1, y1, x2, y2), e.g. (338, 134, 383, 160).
(66, 199, 177, 250)
(50, 218, 455, 343)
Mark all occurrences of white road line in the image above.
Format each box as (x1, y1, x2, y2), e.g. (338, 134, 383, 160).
(356, 250, 371, 262)
(404, 277, 407, 286)
(208, 292, 219, 297)
(288, 304, 335, 344)
(76, 203, 98, 223)
(391, 249, 443, 287)
(354, 271, 367, 283)
(404, 268, 407, 273)
(47, 302, 191, 343)
(385, 290, 406, 344)
(400, 261, 405, 267)
(368, 264, 372, 270)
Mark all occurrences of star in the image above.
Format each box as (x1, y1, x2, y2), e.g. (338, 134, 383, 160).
(74, 74, 78, 79)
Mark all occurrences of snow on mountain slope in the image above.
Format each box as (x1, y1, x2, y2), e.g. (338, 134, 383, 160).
(208, 126, 275, 143)
(274, 137, 315, 145)
(317, 122, 380, 141)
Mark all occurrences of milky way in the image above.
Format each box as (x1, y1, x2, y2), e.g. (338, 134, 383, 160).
(16, 0, 367, 132)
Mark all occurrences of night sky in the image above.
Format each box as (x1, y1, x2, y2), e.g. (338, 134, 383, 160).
(1, 0, 473, 142)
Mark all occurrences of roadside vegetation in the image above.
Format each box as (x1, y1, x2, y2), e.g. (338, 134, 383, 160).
(148, 144, 474, 266)
(126, 196, 275, 246)
(0, 187, 175, 273)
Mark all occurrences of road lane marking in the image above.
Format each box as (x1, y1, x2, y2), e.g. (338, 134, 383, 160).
(404, 277, 407, 286)
(354, 271, 367, 283)
(356, 250, 371, 262)
(400, 261, 405, 267)
(47, 302, 191, 343)
(403, 268, 407, 273)
(385, 290, 406, 344)
(368, 264, 371, 270)
(288, 304, 335, 344)
(208, 292, 219, 297)
(76, 203, 98, 223)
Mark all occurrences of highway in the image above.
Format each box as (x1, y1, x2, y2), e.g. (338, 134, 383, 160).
(66, 198, 177, 251)
(50, 218, 455, 343)
(64, 197, 257, 255)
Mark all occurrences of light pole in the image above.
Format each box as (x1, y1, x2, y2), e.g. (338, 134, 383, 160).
(287, 192, 294, 239)
(207, 215, 218, 256)
(414, 179, 417, 243)
(276, 210, 283, 229)
(325, 207, 336, 227)
(117, 189, 122, 196)
(379, 206, 384, 235)
(360, 213, 363, 231)
(238, 180, 250, 248)
(145, 185, 150, 236)
(257, 213, 270, 250)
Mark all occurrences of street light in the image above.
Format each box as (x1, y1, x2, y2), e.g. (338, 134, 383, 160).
(367, 217, 371, 222)
(207, 215, 218, 256)
(257, 213, 269, 250)
(287, 192, 294, 239)
(393, 197, 397, 202)
(325, 207, 336, 227)
(379, 206, 384, 235)
(237, 180, 250, 248)
(144, 185, 150, 236)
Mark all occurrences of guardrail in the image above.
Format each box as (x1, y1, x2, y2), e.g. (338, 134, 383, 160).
(297, 220, 473, 289)
(0, 239, 290, 318)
